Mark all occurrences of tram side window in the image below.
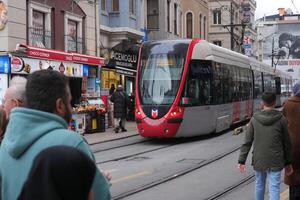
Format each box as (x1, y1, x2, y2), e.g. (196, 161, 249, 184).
(212, 63, 223, 104)
(253, 71, 263, 99)
(182, 60, 212, 106)
(241, 68, 253, 100)
(263, 73, 276, 93)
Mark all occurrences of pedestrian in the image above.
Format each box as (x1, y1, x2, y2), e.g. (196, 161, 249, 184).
(0, 107, 7, 143)
(2, 76, 27, 120)
(17, 146, 96, 200)
(109, 84, 115, 96)
(110, 85, 129, 133)
(283, 81, 300, 200)
(0, 76, 26, 144)
(0, 70, 111, 200)
(237, 92, 293, 200)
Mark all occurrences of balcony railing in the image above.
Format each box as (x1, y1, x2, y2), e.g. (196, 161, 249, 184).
(28, 27, 51, 48)
(65, 35, 83, 53)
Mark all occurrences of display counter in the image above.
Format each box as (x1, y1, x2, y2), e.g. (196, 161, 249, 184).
(71, 100, 106, 134)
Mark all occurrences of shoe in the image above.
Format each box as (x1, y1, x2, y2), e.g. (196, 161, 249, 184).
(114, 127, 119, 133)
(121, 128, 127, 132)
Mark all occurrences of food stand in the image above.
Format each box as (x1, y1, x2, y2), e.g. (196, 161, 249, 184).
(72, 98, 106, 134)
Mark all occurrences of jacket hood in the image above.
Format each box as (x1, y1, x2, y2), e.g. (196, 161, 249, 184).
(253, 109, 282, 126)
(3, 108, 68, 158)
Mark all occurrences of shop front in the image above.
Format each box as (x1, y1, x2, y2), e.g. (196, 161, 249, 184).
(0, 55, 10, 105)
(11, 44, 106, 134)
(101, 41, 139, 123)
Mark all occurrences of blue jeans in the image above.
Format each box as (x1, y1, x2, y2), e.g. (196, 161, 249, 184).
(255, 170, 281, 200)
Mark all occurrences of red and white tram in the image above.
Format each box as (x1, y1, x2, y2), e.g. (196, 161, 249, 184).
(135, 39, 292, 138)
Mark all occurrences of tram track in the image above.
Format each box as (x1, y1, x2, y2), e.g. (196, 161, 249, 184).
(89, 134, 139, 146)
(111, 144, 242, 200)
(204, 174, 255, 200)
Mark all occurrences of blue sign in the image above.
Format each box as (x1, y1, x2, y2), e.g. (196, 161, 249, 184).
(0, 55, 10, 74)
(141, 28, 148, 42)
(83, 64, 89, 76)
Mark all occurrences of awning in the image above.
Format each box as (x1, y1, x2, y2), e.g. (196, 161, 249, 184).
(16, 44, 105, 66)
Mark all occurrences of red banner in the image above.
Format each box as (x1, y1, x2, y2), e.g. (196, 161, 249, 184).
(19, 44, 104, 66)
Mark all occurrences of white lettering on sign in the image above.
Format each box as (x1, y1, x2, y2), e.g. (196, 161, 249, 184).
(111, 51, 137, 63)
(29, 50, 50, 58)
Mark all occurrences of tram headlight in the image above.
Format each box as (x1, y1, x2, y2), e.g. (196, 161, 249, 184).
(169, 106, 184, 119)
(135, 107, 146, 120)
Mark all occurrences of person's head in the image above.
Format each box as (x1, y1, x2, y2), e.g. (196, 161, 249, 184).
(2, 76, 27, 119)
(26, 70, 72, 123)
(292, 81, 300, 97)
(111, 84, 115, 89)
(279, 33, 294, 48)
(117, 84, 123, 91)
(261, 92, 276, 108)
(17, 146, 96, 200)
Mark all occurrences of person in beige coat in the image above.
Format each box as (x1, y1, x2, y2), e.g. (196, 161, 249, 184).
(283, 81, 300, 200)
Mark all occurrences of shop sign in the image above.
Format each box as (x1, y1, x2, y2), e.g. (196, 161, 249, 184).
(0, 55, 10, 73)
(20, 45, 105, 66)
(11, 57, 25, 73)
(11, 57, 83, 77)
(110, 50, 137, 70)
(116, 68, 136, 77)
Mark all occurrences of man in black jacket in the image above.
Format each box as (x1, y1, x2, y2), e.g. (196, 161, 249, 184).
(110, 85, 129, 133)
(238, 92, 293, 200)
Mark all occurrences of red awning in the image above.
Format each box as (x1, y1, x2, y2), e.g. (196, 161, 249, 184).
(17, 44, 105, 66)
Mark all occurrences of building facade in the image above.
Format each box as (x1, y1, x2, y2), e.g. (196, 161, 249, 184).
(180, 0, 209, 40)
(208, 0, 256, 55)
(256, 9, 300, 82)
(145, 0, 182, 40)
(99, 0, 145, 106)
(0, 0, 104, 107)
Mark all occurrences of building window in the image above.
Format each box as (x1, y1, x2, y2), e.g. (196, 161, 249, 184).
(186, 12, 193, 39)
(129, 0, 136, 15)
(174, 3, 177, 35)
(213, 40, 222, 46)
(64, 13, 83, 53)
(199, 14, 202, 39)
(28, 3, 52, 48)
(112, 0, 119, 12)
(167, 0, 170, 32)
(203, 16, 206, 39)
(101, 0, 106, 12)
(213, 9, 221, 24)
(147, 0, 159, 30)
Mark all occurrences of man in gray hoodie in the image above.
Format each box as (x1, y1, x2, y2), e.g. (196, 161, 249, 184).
(238, 92, 293, 200)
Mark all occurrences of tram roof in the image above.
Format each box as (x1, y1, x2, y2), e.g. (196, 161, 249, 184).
(191, 40, 250, 69)
(249, 58, 274, 74)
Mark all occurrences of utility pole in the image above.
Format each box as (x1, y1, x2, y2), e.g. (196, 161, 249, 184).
(271, 37, 274, 68)
(230, 2, 234, 51)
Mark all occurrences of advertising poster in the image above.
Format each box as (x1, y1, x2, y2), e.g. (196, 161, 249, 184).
(263, 23, 300, 81)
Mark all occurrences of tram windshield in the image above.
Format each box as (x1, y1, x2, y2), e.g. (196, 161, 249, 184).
(138, 41, 190, 105)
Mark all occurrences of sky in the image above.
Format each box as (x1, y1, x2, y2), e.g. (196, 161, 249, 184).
(255, 0, 300, 19)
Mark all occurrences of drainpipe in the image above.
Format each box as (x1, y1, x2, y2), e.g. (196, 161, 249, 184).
(94, 0, 98, 56)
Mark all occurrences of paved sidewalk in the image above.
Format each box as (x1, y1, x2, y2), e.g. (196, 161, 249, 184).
(84, 121, 138, 145)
